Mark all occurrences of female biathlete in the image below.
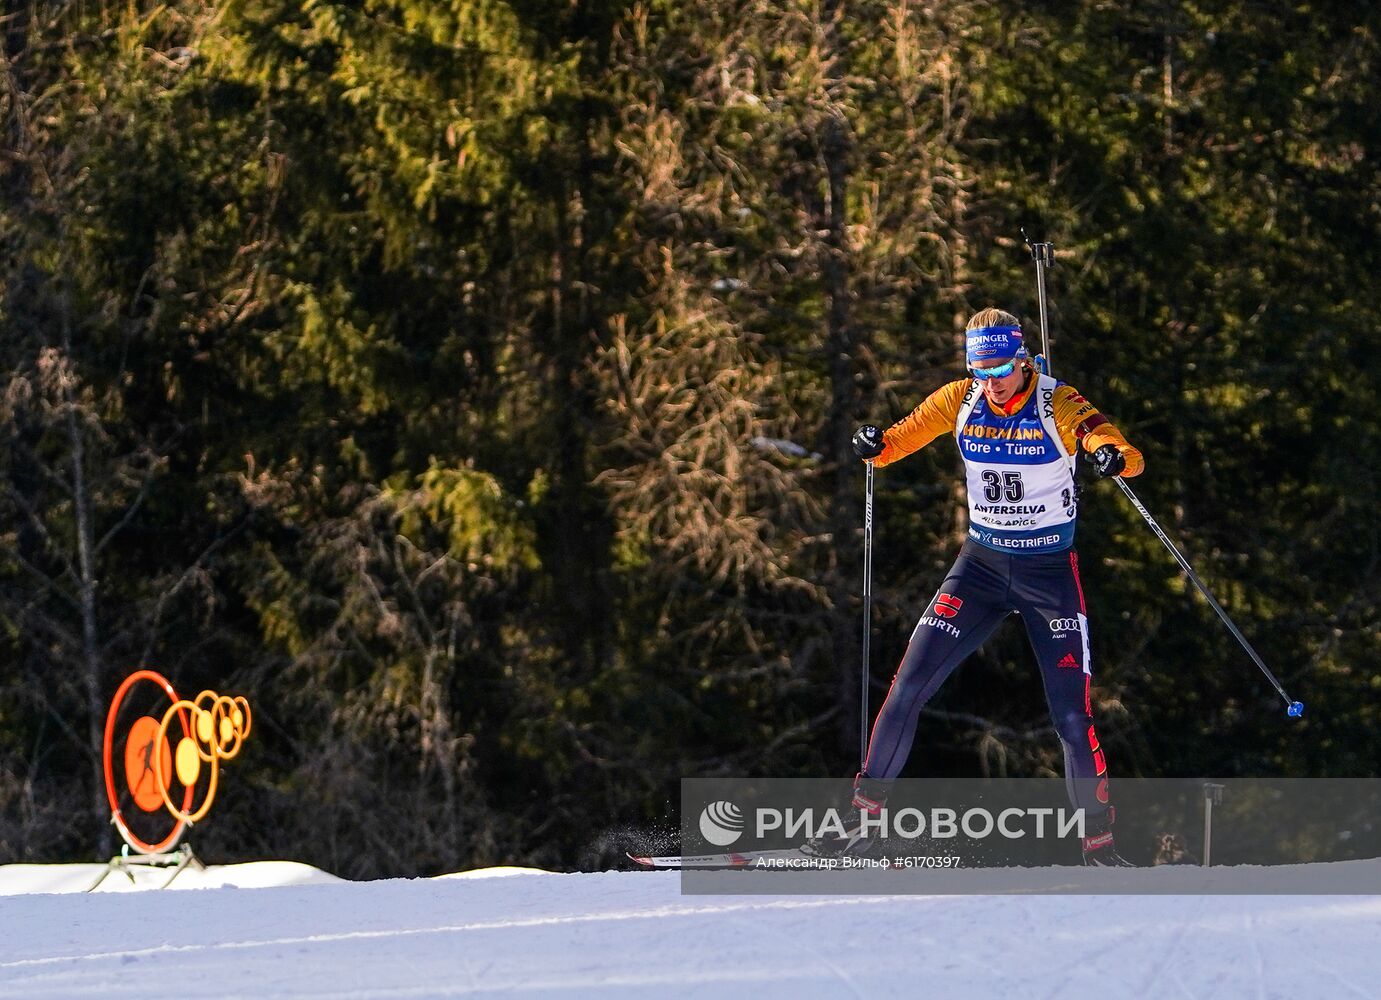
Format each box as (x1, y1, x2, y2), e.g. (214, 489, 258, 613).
(812, 308, 1143, 867)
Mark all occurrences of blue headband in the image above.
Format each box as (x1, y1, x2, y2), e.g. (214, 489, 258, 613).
(965, 324, 1026, 363)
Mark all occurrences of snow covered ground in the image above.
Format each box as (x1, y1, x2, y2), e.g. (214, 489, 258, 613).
(2, 859, 1380, 998)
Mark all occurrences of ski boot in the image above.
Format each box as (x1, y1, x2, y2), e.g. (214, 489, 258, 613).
(802, 773, 892, 858)
(1082, 807, 1135, 867)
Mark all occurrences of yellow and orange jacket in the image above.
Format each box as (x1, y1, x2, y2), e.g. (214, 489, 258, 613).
(874, 374, 1144, 476)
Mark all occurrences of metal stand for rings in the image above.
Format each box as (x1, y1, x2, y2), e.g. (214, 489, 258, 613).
(86, 842, 204, 893)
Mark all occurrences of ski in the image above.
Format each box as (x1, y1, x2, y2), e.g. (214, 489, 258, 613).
(627, 847, 816, 869)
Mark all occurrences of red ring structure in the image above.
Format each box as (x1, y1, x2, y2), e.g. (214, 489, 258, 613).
(102, 669, 196, 854)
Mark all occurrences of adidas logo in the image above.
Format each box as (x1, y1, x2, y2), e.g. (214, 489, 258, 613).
(1057, 653, 1080, 669)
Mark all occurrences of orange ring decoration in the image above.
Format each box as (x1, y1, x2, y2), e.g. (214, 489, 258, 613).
(102, 670, 195, 854)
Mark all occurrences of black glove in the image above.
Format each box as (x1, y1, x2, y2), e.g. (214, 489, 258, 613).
(1088, 443, 1126, 478)
(851, 424, 885, 460)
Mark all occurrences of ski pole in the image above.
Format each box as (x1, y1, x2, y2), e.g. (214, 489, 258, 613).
(861, 460, 875, 768)
(1112, 477, 1304, 717)
(1017, 231, 1304, 719)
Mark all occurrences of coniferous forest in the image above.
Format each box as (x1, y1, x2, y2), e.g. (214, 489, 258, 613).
(2, 1, 1378, 877)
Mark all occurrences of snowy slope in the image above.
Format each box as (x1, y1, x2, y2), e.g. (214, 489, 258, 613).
(1, 862, 1379, 999)
(0, 859, 343, 895)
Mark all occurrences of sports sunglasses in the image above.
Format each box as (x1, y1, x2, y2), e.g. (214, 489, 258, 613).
(969, 358, 1020, 381)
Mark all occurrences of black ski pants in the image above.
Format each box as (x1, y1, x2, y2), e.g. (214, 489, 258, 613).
(863, 540, 1111, 814)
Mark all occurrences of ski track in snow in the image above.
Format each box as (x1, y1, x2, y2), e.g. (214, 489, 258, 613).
(0, 871, 1379, 999)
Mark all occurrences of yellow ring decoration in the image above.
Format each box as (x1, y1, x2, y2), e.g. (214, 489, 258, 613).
(152, 688, 252, 825)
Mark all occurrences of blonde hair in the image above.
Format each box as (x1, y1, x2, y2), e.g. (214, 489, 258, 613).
(966, 307, 1021, 331)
